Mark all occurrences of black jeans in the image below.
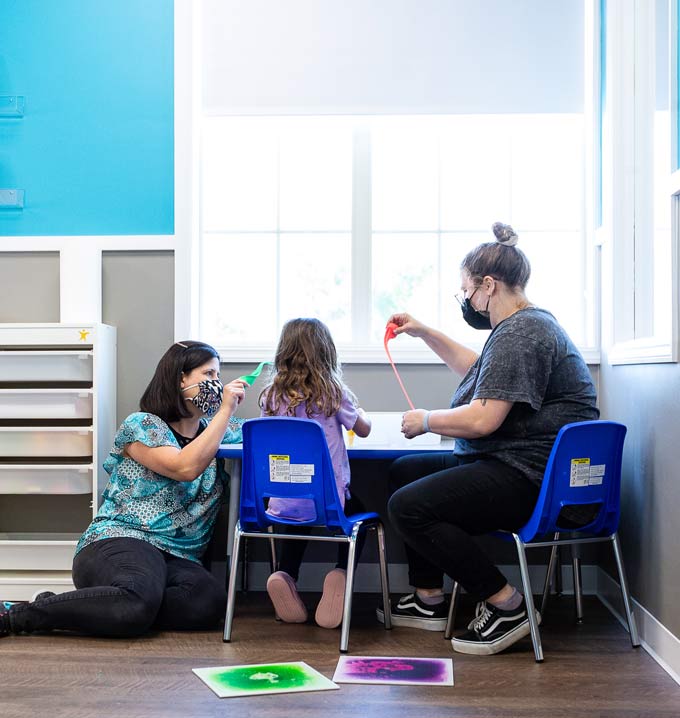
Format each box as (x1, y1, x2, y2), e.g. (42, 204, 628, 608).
(388, 453, 539, 601)
(9, 537, 227, 637)
(277, 494, 367, 582)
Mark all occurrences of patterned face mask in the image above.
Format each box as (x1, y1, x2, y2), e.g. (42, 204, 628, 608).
(182, 379, 224, 417)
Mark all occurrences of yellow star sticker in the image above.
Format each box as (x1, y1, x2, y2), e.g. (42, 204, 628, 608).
(78, 330, 90, 342)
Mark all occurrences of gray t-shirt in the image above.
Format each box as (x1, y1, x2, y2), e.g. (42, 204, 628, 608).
(451, 307, 599, 485)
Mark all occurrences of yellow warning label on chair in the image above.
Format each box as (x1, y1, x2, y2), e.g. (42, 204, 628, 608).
(570, 458, 591, 487)
(269, 454, 290, 482)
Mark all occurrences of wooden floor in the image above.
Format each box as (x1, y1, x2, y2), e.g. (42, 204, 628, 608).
(2, 592, 678, 718)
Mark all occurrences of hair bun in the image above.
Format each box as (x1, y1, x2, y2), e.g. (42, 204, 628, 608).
(492, 222, 519, 247)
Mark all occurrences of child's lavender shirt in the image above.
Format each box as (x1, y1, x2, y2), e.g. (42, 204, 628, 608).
(263, 390, 359, 521)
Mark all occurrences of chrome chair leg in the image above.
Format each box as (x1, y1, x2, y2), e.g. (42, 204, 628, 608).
(444, 582, 460, 640)
(223, 524, 243, 642)
(339, 528, 359, 653)
(554, 545, 563, 595)
(242, 537, 249, 593)
(572, 551, 584, 623)
(540, 533, 560, 616)
(375, 523, 392, 630)
(513, 534, 544, 662)
(611, 533, 641, 647)
(267, 526, 277, 573)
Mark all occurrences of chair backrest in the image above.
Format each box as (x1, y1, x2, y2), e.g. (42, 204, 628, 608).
(240, 416, 354, 536)
(518, 420, 627, 543)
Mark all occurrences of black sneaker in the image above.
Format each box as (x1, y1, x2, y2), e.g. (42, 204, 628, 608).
(376, 592, 448, 631)
(451, 597, 541, 655)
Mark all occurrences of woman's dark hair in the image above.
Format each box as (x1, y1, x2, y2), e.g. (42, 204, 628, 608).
(139, 341, 220, 422)
(461, 222, 531, 290)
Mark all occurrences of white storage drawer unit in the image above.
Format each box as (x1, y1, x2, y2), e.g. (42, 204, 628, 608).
(0, 465, 92, 494)
(0, 427, 93, 458)
(0, 350, 93, 383)
(0, 389, 93, 420)
(0, 323, 116, 599)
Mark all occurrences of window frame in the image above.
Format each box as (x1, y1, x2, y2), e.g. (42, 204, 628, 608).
(175, 0, 602, 365)
(605, 0, 680, 365)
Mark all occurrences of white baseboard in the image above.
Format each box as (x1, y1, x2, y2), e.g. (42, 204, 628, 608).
(597, 567, 680, 686)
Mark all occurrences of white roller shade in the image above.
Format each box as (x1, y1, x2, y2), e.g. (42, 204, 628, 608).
(202, 0, 584, 115)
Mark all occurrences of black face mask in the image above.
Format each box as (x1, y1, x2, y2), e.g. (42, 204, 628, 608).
(461, 297, 492, 330)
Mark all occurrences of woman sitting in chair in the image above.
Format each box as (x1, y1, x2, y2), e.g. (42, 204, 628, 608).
(379, 222, 599, 656)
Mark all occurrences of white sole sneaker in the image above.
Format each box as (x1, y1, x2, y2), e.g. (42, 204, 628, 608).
(375, 605, 447, 631)
(451, 611, 541, 655)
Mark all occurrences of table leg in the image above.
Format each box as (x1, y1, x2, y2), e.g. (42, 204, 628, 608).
(224, 457, 242, 590)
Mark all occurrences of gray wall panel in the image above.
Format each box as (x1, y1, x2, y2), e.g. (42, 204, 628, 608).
(0, 252, 60, 322)
(102, 251, 174, 425)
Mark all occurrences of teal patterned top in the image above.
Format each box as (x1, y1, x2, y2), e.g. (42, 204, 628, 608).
(76, 412, 229, 564)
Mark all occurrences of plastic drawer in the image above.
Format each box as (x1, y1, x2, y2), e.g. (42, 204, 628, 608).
(0, 351, 93, 383)
(0, 389, 93, 420)
(0, 465, 92, 494)
(0, 428, 93, 457)
(0, 534, 79, 571)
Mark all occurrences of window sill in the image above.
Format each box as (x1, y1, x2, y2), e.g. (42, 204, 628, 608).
(216, 344, 451, 365)
(607, 337, 678, 365)
(217, 344, 601, 365)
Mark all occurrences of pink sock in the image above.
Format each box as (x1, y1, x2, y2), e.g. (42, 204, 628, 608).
(416, 590, 445, 605)
(491, 587, 523, 611)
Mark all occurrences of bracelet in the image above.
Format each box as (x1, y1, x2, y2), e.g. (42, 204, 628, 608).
(422, 411, 431, 433)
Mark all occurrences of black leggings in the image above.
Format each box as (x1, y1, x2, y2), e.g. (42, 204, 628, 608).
(8, 537, 227, 637)
(276, 494, 367, 581)
(388, 453, 539, 601)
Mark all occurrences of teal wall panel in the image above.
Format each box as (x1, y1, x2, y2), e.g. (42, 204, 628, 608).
(0, 0, 174, 235)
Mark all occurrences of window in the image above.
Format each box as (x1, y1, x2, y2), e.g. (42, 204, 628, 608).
(606, 0, 679, 363)
(199, 113, 593, 361)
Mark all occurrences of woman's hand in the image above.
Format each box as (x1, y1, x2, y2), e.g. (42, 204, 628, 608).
(220, 380, 248, 412)
(389, 313, 479, 376)
(388, 313, 429, 339)
(401, 409, 428, 439)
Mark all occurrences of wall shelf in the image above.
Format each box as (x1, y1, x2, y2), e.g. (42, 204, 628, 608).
(0, 95, 25, 118)
(0, 189, 25, 210)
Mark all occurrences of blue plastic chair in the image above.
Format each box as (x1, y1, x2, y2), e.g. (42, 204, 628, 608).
(222, 416, 392, 652)
(445, 420, 640, 661)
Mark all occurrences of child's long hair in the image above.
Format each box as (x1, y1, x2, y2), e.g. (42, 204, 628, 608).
(260, 318, 356, 417)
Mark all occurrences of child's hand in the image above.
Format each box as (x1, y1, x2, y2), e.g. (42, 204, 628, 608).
(352, 408, 371, 438)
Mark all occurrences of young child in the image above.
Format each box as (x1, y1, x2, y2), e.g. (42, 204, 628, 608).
(259, 317, 371, 629)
